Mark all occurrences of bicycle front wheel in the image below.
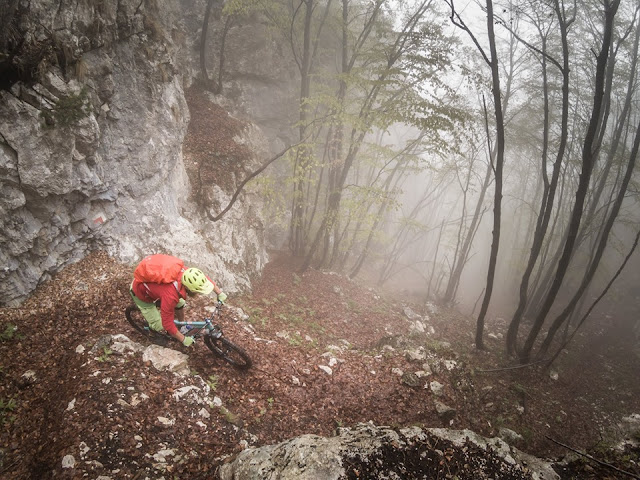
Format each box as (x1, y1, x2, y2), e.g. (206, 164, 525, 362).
(204, 336, 252, 370)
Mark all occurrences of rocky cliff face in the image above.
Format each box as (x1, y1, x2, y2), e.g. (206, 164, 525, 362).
(0, 0, 297, 306)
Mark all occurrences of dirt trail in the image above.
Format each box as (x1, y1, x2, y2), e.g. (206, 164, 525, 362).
(0, 251, 639, 479)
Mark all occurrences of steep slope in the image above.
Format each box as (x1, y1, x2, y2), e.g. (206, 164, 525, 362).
(1, 252, 639, 479)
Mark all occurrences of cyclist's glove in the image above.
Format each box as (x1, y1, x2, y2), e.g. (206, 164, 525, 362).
(217, 291, 228, 304)
(182, 336, 194, 347)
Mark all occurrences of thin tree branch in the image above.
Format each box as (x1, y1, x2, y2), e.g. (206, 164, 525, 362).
(493, 13, 565, 72)
(445, 0, 490, 66)
(207, 139, 306, 222)
(545, 228, 640, 367)
(543, 434, 640, 479)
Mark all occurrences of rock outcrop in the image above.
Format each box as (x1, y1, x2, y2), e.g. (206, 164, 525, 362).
(0, 0, 299, 305)
(218, 422, 560, 480)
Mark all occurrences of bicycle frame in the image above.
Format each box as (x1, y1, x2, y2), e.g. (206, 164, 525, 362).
(174, 318, 222, 339)
(174, 302, 225, 339)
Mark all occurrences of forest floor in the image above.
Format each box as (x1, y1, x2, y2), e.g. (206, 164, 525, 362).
(2, 86, 639, 478)
(1, 251, 639, 479)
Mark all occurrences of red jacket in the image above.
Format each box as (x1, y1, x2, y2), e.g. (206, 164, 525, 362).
(131, 280, 187, 336)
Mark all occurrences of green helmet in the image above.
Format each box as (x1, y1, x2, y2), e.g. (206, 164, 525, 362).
(182, 268, 214, 294)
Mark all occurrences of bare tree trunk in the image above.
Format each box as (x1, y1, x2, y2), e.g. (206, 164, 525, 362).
(318, 0, 349, 268)
(288, 0, 333, 255)
(301, 0, 429, 272)
(474, 0, 507, 350)
(289, 0, 315, 255)
(442, 154, 492, 305)
(214, 16, 233, 94)
(520, 0, 620, 362)
(572, 15, 638, 254)
(545, 227, 640, 368)
(506, 1, 573, 356)
(538, 63, 640, 357)
(426, 219, 445, 301)
(525, 164, 572, 318)
(447, 0, 507, 350)
(200, 0, 216, 86)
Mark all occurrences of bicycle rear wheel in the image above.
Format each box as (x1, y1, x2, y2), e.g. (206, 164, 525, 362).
(204, 336, 252, 370)
(125, 305, 170, 347)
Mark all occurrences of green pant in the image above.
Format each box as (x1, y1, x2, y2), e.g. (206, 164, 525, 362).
(129, 288, 185, 332)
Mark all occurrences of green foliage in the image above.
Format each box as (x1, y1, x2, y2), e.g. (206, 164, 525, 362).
(0, 324, 23, 342)
(592, 438, 617, 456)
(217, 405, 242, 426)
(346, 299, 361, 314)
(306, 321, 324, 334)
(206, 374, 219, 391)
(227, 0, 467, 277)
(243, 305, 267, 327)
(41, 87, 91, 128)
(277, 303, 317, 328)
(492, 415, 506, 429)
(224, 0, 287, 33)
(0, 397, 17, 425)
(97, 346, 113, 362)
(287, 332, 302, 346)
(510, 382, 528, 396)
(250, 174, 290, 229)
(519, 425, 533, 444)
(424, 339, 452, 354)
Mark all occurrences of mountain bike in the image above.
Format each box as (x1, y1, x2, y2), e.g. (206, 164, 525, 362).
(125, 301, 252, 370)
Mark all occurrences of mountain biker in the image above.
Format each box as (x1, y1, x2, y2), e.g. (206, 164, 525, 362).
(129, 259, 227, 347)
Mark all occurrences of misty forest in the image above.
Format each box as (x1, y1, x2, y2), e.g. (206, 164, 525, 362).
(1, 0, 640, 478)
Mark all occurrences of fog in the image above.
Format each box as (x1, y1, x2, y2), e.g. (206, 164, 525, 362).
(252, 0, 640, 361)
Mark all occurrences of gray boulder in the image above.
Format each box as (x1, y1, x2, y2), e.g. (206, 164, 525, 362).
(618, 413, 640, 439)
(218, 423, 558, 480)
(434, 400, 456, 423)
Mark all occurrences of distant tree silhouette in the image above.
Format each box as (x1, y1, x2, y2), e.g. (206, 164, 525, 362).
(506, 0, 573, 357)
(520, 0, 621, 363)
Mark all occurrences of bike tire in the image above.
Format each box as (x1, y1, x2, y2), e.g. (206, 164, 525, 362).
(125, 305, 170, 347)
(204, 336, 252, 370)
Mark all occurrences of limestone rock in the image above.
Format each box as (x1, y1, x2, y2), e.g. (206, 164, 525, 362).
(218, 423, 557, 480)
(401, 372, 421, 388)
(499, 427, 524, 444)
(429, 381, 445, 396)
(434, 400, 456, 423)
(61, 455, 76, 469)
(405, 347, 427, 362)
(0, 0, 279, 306)
(403, 306, 423, 321)
(142, 345, 189, 375)
(619, 413, 640, 439)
